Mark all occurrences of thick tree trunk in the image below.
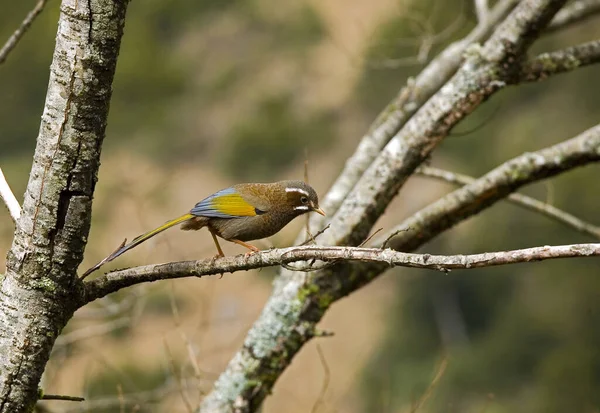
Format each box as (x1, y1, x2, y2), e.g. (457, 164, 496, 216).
(0, 1, 129, 411)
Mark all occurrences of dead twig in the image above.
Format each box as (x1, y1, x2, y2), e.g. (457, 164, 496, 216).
(0, 0, 49, 65)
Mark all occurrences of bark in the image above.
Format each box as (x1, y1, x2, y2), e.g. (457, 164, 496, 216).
(81, 243, 600, 302)
(198, 1, 570, 412)
(0, 0, 129, 412)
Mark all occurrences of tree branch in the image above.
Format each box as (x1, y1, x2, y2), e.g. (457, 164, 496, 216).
(0, 167, 21, 223)
(519, 40, 600, 82)
(82, 243, 600, 303)
(0, 0, 48, 65)
(547, 0, 600, 32)
(380, 123, 600, 251)
(199, 2, 571, 411)
(301, 0, 520, 240)
(416, 166, 600, 239)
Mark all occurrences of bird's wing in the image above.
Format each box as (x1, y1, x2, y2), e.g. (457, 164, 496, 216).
(191, 187, 263, 219)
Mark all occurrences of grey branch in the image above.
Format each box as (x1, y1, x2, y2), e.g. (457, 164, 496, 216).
(547, 0, 600, 32)
(379, 123, 600, 251)
(416, 166, 600, 239)
(199, 1, 573, 412)
(0, 167, 21, 223)
(0, 0, 48, 65)
(300, 0, 520, 241)
(520, 40, 600, 82)
(82, 243, 600, 303)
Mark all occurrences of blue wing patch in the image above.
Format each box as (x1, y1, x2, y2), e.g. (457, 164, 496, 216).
(190, 187, 257, 219)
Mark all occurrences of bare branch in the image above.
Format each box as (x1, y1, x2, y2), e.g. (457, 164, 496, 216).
(474, 0, 490, 23)
(379, 123, 600, 251)
(519, 40, 600, 82)
(301, 0, 520, 240)
(0, 0, 48, 65)
(199, 2, 571, 411)
(0, 167, 21, 223)
(83, 243, 600, 303)
(416, 166, 600, 239)
(547, 0, 600, 32)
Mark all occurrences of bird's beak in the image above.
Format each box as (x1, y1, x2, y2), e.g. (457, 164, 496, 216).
(313, 207, 326, 216)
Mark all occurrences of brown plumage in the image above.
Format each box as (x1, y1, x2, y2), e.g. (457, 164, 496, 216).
(81, 180, 324, 278)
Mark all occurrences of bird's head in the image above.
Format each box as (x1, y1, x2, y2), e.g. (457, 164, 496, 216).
(280, 180, 325, 217)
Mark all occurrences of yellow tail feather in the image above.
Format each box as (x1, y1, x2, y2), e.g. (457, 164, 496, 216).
(81, 213, 193, 278)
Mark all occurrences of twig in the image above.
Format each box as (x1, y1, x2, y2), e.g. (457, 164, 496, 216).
(40, 394, 85, 402)
(0, 167, 21, 222)
(547, 0, 600, 32)
(358, 227, 383, 247)
(0, 0, 49, 65)
(381, 227, 411, 250)
(310, 344, 331, 413)
(377, 123, 600, 251)
(164, 339, 194, 413)
(300, 224, 331, 246)
(410, 357, 447, 413)
(416, 166, 600, 239)
(83, 243, 600, 303)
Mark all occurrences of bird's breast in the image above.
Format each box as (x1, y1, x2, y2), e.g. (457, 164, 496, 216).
(209, 212, 296, 241)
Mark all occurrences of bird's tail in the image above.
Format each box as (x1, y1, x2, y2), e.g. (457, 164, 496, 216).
(81, 213, 194, 279)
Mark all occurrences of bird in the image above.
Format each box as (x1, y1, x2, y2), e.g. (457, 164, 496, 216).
(81, 180, 324, 278)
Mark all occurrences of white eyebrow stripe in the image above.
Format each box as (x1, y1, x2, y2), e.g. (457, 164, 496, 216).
(294, 205, 310, 211)
(285, 187, 309, 196)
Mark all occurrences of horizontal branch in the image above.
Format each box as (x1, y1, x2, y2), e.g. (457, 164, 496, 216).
(416, 166, 600, 239)
(520, 40, 600, 82)
(0, 167, 21, 223)
(82, 243, 600, 303)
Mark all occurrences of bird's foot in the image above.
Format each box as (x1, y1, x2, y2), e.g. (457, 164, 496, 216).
(244, 250, 259, 258)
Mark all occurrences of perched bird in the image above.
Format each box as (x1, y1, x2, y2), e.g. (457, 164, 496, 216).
(82, 180, 324, 277)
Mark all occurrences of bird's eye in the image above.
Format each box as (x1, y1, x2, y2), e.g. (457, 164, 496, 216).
(301, 196, 308, 204)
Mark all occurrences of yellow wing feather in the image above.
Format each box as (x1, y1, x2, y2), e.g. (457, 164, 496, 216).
(211, 193, 257, 217)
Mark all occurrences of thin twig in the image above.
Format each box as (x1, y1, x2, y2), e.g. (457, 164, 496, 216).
(40, 394, 85, 402)
(416, 166, 600, 239)
(83, 243, 600, 303)
(310, 344, 331, 413)
(410, 357, 448, 413)
(300, 224, 331, 246)
(358, 227, 383, 247)
(164, 339, 194, 413)
(0, 0, 49, 65)
(0, 167, 21, 222)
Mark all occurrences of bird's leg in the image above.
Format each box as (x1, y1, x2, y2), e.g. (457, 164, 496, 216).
(230, 239, 260, 256)
(209, 228, 225, 258)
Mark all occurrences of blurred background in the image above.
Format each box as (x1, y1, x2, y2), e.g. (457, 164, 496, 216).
(1, 0, 600, 412)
